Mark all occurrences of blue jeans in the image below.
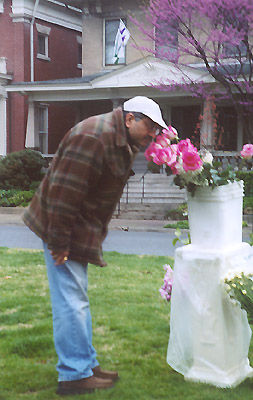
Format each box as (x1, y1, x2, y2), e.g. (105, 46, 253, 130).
(43, 242, 99, 382)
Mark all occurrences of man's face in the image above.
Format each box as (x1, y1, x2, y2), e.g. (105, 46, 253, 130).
(125, 113, 159, 147)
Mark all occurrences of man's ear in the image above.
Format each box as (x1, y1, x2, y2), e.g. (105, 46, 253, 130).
(125, 112, 135, 128)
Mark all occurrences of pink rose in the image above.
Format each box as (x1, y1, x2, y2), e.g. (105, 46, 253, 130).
(170, 143, 179, 155)
(241, 144, 253, 159)
(156, 133, 171, 147)
(162, 125, 178, 140)
(153, 147, 174, 165)
(178, 138, 196, 153)
(145, 142, 162, 161)
(182, 149, 203, 172)
(170, 160, 182, 175)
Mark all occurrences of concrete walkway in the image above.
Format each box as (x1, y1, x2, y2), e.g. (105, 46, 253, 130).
(0, 207, 252, 234)
(0, 207, 171, 232)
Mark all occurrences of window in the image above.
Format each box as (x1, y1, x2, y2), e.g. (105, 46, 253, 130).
(77, 35, 82, 68)
(104, 18, 126, 66)
(38, 106, 48, 154)
(155, 20, 178, 61)
(36, 24, 51, 60)
(222, 11, 248, 58)
(38, 33, 48, 57)
(216, 107, 237, 151)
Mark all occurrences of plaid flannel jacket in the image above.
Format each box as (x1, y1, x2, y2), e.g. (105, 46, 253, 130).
(23, 107, 138, 266)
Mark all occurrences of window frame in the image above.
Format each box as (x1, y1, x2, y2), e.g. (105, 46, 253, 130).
(37, 105, 48, 154)
(103, 18, 127, 67)
(77, 35, 82, 69)
(36, 24, 51, 61)
(155, 19, 179, 61)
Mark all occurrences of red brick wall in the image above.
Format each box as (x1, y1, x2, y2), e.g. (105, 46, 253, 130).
(0, 0, 30, 82)
(34, 21, 82, 81)
(0, 0, 81, 153)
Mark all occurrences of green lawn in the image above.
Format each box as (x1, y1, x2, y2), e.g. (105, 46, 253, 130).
(0, 248, 252, 400)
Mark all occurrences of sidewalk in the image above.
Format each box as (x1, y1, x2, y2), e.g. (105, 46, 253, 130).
(0, 207, 170, 232)
(0, 207, 252, 235)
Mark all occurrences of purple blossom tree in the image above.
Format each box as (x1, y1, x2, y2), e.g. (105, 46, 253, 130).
(134, 0, 253, 142)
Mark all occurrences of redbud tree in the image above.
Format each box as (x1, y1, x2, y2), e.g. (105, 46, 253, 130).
(135, 0, 253, 142)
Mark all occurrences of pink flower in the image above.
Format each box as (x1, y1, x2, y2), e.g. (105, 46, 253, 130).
(178, 138, 196, 153)
(182, 149, 203, 172)
(162, 125, 178, 140)
(241, 144, 253, 159)
(160, 264, 173, 302)
(156, 133, 171, 147)
(153, 147, 173, 165)
(170, 160, 183, 175)
(145, 142, 162, 161)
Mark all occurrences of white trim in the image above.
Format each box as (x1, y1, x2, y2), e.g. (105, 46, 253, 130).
(38, 104, 48, 153)
(76, 35, 82, 44)
(11, 0, 82, 32)
(0, 57, 7, 74)
(0, 92, 7, 156)
(0, 0, 4, 13)
(25, 100, 36, 148)
(37, 54, 51, 61)
(36, 23, 51, 35)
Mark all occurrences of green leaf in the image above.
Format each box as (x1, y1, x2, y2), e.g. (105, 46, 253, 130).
(172, 238, 180, 247)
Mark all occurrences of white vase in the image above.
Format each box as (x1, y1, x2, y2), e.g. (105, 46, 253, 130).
(187, 181, 243, 250)
(167, 180, 253, 388)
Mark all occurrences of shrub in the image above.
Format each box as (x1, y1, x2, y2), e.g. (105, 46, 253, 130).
(147, 161, 161, 174)
(236, 171, 253, 197)
(0, 149, 46, 190)
(243, 196, 253, 214)
(0, 189, 35, 207)
(165, 203, 188, 220)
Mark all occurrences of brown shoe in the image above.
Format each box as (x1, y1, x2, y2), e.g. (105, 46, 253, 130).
(56, 375, 114, 396)
(92, 365, 119, 381)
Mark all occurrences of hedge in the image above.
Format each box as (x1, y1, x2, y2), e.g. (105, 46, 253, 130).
(0, 149, 46, 190)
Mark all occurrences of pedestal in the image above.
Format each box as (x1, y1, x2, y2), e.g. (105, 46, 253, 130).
(167, 181, 253, 387)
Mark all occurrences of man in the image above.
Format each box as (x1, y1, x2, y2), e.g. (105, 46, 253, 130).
(23, 96, 167, 396)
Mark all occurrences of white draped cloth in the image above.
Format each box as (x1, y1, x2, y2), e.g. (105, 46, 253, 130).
(167, 242, 253, 388)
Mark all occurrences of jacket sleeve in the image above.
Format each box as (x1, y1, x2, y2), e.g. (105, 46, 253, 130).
(46, 130, 104, 253)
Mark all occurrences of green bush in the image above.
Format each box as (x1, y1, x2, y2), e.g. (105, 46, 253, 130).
(165, 203, 188, 220)
(243, 196, 253, 214)
(0, 189, 35, 207)
(0, 149, 46, 190)
(147, 161, 161, 174)
(236, 171, 253, 197)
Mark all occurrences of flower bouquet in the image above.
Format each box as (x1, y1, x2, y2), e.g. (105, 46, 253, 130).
(223, 271, 253, 325)
(145, 127, 253, 195)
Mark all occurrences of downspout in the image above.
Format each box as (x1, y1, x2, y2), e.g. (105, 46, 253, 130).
(30, 0, 40, 81)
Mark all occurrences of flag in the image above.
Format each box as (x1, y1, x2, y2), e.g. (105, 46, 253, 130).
(113, 19, 130, 64)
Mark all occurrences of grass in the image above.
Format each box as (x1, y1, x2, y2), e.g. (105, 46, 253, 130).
(164, 220, 189, 229)
(164, 220, 250, 230)
(0, 247, 252, 400)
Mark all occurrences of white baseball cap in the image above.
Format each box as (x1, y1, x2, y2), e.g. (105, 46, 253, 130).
(123, 96, 167, 129)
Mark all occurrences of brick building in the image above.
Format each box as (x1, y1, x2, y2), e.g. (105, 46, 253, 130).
(0, 0, 82, 156)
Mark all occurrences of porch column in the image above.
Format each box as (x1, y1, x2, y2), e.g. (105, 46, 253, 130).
(25, 100, 37, 149)
(200, 98, 215, 150)
(111, 99, 122, 109)
(160, 102, 171, 126)
(0, 91, 7, 156)
(237, 117, 243, 151)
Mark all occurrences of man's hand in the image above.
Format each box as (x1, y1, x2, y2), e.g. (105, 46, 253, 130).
(50, 250, 70, 266)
